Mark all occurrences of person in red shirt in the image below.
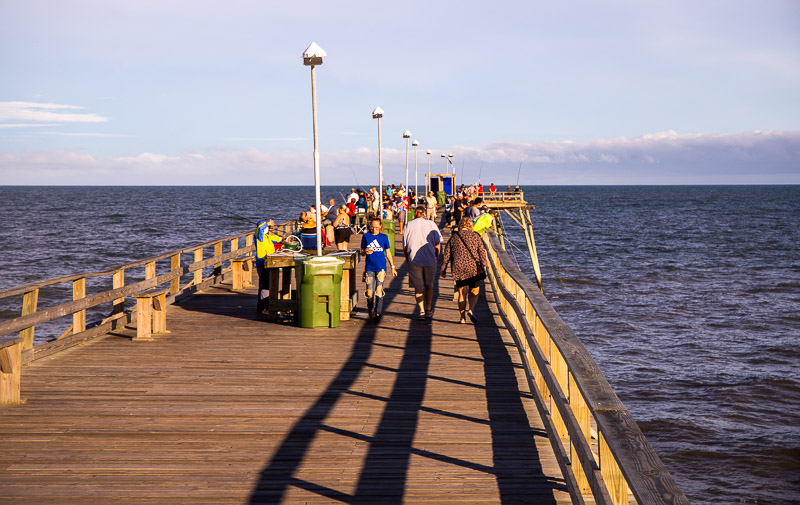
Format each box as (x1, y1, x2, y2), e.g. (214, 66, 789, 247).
(478, 184, 484, 195)
(489, 183, 496, 193)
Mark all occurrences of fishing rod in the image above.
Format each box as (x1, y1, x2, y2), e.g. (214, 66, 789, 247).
(516, 154, 525, 187)
(349, 166, 362, 191)
(478, 163, 483, 184)
(209, 202, 260, 225)
(460, 160, 465, 184)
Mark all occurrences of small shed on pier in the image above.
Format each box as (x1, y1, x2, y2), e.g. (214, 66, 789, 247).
(425, 173, 456, 196)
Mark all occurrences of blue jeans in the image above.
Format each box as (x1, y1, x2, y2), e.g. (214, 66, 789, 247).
(364, 269, 386, 315)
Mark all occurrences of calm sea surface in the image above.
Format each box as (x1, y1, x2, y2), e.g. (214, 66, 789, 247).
(1, 185, 798, 504)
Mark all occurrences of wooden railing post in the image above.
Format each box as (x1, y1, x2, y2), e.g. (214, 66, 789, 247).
(0, 338, 23, 405)
(20, 289, 39, 351)
(600, 431, 628, 505)
(73, 277, 86, 334)
(170, 254, 180, 294)
(193, 248, 203, 285)
(112, 269, 125, 321)
(145, 261, 156, 280)
(570, 372, 592, 494)
(214, 241, 223, 276)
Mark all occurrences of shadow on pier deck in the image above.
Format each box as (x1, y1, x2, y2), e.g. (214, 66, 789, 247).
(0, 236, 570, 504)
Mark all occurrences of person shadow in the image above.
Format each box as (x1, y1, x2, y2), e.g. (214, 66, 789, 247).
(245, 254, 561, 503)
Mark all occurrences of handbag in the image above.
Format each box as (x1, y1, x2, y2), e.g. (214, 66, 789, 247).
(455, 231, 487, 281)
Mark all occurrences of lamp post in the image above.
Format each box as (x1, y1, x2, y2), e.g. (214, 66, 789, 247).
(402, 130, 411, 223)
(412, 140, 419, 208)
(372, 107, 384, 216)
(426, 149, 432, 195)
(303, 42, 326, 256)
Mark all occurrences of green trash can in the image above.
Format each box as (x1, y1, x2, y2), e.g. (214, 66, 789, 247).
(382, 219, 396, 257)
(295, 256, 345, 328)
(436, 191, 446, 205)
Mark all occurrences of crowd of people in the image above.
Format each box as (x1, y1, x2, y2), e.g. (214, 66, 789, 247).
(255, 182, 498, 324)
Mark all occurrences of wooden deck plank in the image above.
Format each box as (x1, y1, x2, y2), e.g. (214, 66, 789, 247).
(0, 232, 570, 504)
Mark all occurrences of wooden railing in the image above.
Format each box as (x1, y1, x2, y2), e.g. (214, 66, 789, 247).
(481, 230, 688, 505)
(481, 190, 525, 203)
(0, 219, 299, 367)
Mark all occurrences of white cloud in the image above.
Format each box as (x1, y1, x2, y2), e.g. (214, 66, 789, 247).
(39, 132, 134, 138)
(1, 130, 798, 185)
(0, 102, 108, 124)
(225, 137, 305, 142)
(0, 123, 61, 129)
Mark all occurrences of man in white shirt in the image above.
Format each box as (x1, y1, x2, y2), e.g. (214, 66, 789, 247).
(402, 207, 442, 320)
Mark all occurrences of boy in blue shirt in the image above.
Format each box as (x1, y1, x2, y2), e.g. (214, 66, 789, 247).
(360, 217, 396, 322)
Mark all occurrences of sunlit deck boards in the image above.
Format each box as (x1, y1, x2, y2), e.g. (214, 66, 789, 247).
(0, 235, 570, 504)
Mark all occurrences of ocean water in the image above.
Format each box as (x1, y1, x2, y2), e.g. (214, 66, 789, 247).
(1, 185, 798, 504)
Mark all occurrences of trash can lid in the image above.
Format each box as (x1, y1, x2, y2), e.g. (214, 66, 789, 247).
(304, 256, 345, 265)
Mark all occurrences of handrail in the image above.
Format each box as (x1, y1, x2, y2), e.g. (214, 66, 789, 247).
(0, 219, 300, 362)
(481, 230, 688, 505)
(0, 230, 268, 299)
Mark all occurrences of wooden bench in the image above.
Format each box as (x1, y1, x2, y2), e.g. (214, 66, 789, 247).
(132, 288, 170, 341)
(0, 338, 22, 405)
(230, 257, 255, 291)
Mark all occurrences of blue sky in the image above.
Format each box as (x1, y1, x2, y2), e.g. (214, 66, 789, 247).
(1, 0, 798, 185)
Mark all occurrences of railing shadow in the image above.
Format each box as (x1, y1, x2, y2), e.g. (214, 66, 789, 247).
(473, 290, 563, 503)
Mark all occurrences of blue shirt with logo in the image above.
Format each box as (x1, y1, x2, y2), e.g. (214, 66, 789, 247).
(361, 232, 391, 272)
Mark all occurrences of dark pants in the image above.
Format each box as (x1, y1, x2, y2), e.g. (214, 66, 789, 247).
(256, 263, 269, 312)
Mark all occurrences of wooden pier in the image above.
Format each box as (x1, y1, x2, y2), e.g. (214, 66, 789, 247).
(0, 206, 688, 504)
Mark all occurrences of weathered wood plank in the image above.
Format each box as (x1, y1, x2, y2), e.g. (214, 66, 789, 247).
(0, 232, 569, 504)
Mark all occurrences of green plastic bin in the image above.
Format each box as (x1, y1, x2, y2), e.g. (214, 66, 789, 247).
(295, 256, 345, 328)
(382, 219, 396, 257)
(436, 191, 446, 205)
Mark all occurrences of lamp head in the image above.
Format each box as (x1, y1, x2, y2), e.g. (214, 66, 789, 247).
(402, 130, 412, 139)
(412, 140, 419, 146)
(302, 42, 327, 66)
(372, 106, 384, 119)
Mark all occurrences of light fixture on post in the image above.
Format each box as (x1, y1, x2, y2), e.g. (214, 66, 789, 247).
(402, 130, 412, 223)
(426, 149, 432, 195)
(441, 153, 453, 174)
(412, 140, 419, 208)
(372, 107, 385, 216)
(303, 42, 326, 256)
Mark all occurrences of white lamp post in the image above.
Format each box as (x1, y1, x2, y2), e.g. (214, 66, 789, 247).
(303, 42, 326, 256)
(402, 130, 411, 223)
(372, 107, 384, 216)
(412, 140, 419, 208)
(426, 149, 432, 195)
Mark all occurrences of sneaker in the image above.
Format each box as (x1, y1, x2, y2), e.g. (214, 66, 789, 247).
(369, 309, 376, 319)
(468, 310, 478, 324)
(374, 313, 382, 323)
(425, 311, 433, 319)
(417, 313, 426, 321)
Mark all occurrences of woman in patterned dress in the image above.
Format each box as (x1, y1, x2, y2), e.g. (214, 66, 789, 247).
(440, 217, 488, 323)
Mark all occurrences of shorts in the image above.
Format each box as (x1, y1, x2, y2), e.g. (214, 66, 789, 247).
(455, 273, 485, 289)
(408, 263, 436, 291)
(334, 227, 352, 244)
